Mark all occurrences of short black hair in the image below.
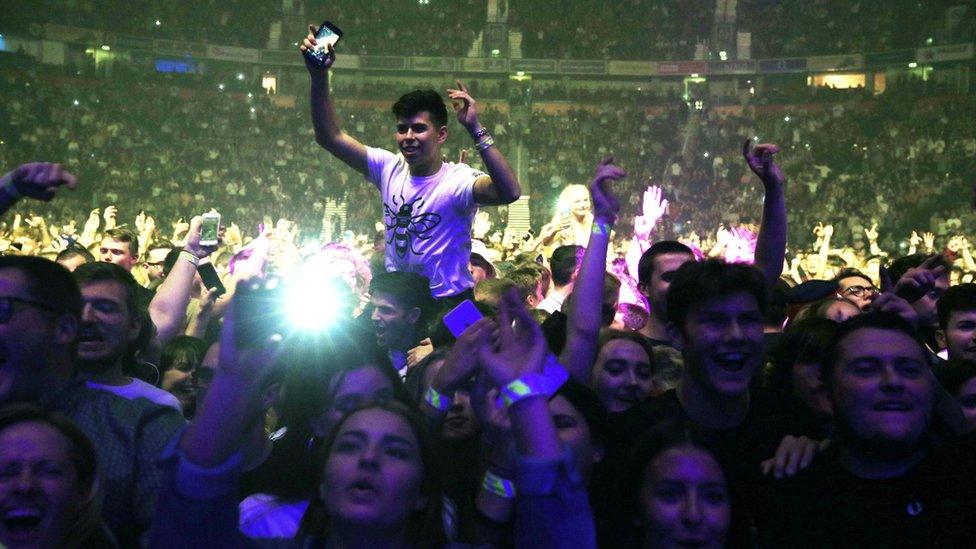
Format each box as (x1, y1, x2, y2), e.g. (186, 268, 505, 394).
(820, 312, 929, 384)
(369, 271, 435, 323)
(0, 256, 82, 318)
(767, 317, 839, 394)
(55, 244, 95, 265)
(72, 262, 142, 319)
(637, 241, 694, 287)
(934, 359, 976, 395)
(832, 268, 873, 286)
(666, 259, 767, 328)
(508, 264, 549, 303)
(392, 89, 448, 129)
(550, 245, 582, 287)
(937, 283, 976, 330)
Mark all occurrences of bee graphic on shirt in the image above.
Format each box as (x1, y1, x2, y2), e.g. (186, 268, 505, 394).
(384, 194, 441, 258)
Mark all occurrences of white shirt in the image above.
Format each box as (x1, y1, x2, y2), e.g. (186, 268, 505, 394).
(536, 291, 566, 314)
(366, 147, 485, 298)
(86, 378, 182, 412)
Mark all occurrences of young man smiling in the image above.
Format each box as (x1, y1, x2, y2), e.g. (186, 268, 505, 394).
(301, 26, 520, 300)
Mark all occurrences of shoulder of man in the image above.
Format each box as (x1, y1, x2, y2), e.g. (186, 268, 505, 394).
(57, 382, 186, 439)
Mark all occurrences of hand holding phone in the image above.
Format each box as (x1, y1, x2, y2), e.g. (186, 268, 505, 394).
(443, 299, 483, 338)
(302, 21, 343, 69)
(200, 212, 220, 247)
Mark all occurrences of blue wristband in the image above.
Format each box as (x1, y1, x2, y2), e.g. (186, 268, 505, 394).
(424, 386, 454, 412)
(495, 354, 569, 409)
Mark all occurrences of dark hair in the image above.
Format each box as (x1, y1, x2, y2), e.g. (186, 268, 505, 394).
(666, 259, 767, 328)
(297, 401, 447, 546)
(469, 252, 496, 279)
(508, 264, 549, 303)
(563, 272, 621, 327)
(637, 241, 694, 286)
(0, 404, 103, 546)
(765, 278, 790, 328)
(887, 253, 950, 286)
(767, 318, 839, 394)
(553, 379, 609, 448)
(820, 312, 930, 384)
(937, 283, 976, 330)
(550, 245, 583, 286)
(597, 329, 656, 378)
(0, 256, 82, 318)
(160, 336, 207, 376)
(474, 277, 517, 308)
(794, 295, 860, 322)
(72, 262, 142, 319)
(392, 89, 449, 129)
(102, 227, 139, 258)
(56, 244, 95, 265)
(369, 271, 435, 324)
(934, 359, 976, 395)
(832, 268, 873, 286)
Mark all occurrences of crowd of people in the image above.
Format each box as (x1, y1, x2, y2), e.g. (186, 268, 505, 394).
(8, 1, 973, 60)
(1, 13, 976, 549)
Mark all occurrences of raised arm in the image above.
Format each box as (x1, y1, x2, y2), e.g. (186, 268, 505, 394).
(448, 81, 521, 205)
(0, 162, 77, 217)
(149, 217, 216, 345)
(743, 140, 787, 288)
(300, 25, 368, 176)
(560, 158, 625, 382)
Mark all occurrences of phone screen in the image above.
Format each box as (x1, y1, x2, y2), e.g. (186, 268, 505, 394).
(201, 216, 220, 244)
(308, 21, 343, 65)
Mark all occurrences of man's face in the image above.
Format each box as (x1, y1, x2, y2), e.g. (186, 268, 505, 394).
(370, 292, 419, 352)
(671, 292, 764, 398)
(0, 269, 73, 404)
(395, 112, 446, 167)
(830, 327, 933, 454)
(142, 248, 171, 282)
(913, 273, 950, 331)
(98, 237, 137, 272)
(941, 309, 976, 361)
(76, 280, 139, 371)
(836, 276, 877, 311)
(591, 338, 656, 413)
(642, 253, 694, 323)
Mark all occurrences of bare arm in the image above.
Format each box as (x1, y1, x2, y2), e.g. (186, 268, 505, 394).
(743, 141, 787, 288)
(448, 81, 521, 205)
(0, 163, 77, 217)
(149, 217, 215, 346)
(301, 27, 369, 176)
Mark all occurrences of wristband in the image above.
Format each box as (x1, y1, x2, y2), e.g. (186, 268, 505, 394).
(179, 250, 200, 267)
(476, 136, 495, 153)
(471, 127, 490, 140)
(424, 386, 454, 412)
(482, 470, 516, 499)
(591, 220, 613, 236)
(495, 353, 569, 409)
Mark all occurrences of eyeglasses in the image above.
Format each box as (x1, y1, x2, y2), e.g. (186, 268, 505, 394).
(843, 285, 877, 298)
(0, 296, 65, 323)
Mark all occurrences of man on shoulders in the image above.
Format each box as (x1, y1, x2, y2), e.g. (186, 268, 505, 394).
(300, 26, 520, 300)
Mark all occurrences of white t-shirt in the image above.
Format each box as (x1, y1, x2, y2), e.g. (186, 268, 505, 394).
(366, 147, 485, 298)
(86, 378, 182, 412)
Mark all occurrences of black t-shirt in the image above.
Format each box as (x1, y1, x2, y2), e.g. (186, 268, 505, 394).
(758, 435, 976, 548)
(592, 388, 793, 546)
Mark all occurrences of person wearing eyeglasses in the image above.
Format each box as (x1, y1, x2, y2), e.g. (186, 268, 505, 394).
(832, 268, 878, 311)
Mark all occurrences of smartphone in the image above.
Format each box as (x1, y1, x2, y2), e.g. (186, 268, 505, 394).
(443, 299, 483, 338)
(304, 21, 343, 67)
(200, 212, 220, 247)
(197, 262, 227, 297)
(234, 277, 286, 347)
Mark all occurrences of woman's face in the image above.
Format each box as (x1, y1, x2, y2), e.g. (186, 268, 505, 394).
(591, 338, 655, 413)
(0, 421, 84, 549)
(568, 188, 592, 218)
(161, 351, 197, 412)
(322, 366, 396, 436)
(320, 408, 425, 531)
(640, 445, 730, 549)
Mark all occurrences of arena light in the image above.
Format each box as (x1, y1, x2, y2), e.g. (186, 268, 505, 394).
(262, 74, 277, 94)
(908, 62, 918, 68)
(237, 73, 245, 81)
(218, 83, 225, 91)
(100, 44, 111, 51)
(282, 257, 350, 332)
(155, 20, 161, 26)
(719, 50, 728, 61)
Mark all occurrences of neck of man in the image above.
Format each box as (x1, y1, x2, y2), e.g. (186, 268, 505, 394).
(677, 374, 750, 430)
(838, 438, 929, 480)
(408, 156, 443, 177)
(548, 283, 573, 299)
(328, 523, 409, 549)
(639, 311, 670, 342)
(77, 356, 130, 386)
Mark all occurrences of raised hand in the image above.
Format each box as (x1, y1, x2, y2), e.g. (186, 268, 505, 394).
(892, 255, 946, 303)
(135, 210, 146, 232)
(478, 289, 548, 388)
(909, 231, 922, 247)
(634, 185, 668, 239)
(447, 80, 480, 131)
(922, 231, 936, 252)
(864, 223, 879, 242)
(1, 162, 77, 202)
(299, 24, 336, 74)
(184, 216, 220, 259)
(822, 224, 834, 238)
(103, 205, 118, 230)
(172, 217, 190, 238)
(83, 209, 100, 234)
(590, 157, 626, 223)
(742, 140, 785, 188)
